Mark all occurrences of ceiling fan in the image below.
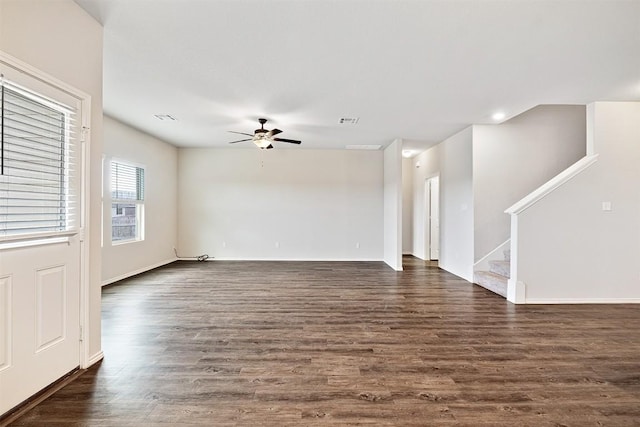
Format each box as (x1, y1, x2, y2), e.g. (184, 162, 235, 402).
(228, 118, 302, 149)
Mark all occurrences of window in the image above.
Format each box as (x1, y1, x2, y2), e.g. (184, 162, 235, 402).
(0, 78, 78, 238)
(110, 160, 144, 243)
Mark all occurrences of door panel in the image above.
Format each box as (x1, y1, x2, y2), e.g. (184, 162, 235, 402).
(0, 239, 80, 414)
(35, 266, 67, 352)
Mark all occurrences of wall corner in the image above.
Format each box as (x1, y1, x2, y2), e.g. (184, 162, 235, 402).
(507, 279, 526, 304)
(586, 103, 596, 156)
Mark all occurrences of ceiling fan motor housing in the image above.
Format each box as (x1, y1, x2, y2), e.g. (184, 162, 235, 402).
(256, 118, 268, 134)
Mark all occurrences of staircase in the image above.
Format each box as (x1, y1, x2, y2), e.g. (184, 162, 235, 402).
(473, 250, 510, 297)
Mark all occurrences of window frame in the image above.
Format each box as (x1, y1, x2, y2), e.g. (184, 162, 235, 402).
(108, 158, 145, 245)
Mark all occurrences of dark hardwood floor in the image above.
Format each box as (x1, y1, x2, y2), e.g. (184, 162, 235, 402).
(8, 257, 640, 426)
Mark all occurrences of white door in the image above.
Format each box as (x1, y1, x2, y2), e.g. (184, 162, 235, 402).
(428, 177, 440, 260)
(0, 239, 81, 414)
(0, 58, 85, 415)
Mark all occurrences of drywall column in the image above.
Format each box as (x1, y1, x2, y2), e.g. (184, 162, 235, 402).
(402, 157, 414, 254)
(383, 139, 403, 270)
(410, 128, 473, 281)
(438, 127, 474, 281)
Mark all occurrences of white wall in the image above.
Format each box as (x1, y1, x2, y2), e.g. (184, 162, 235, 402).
(515, 102, 640, 302)
(0, 0, 104, 362)
(411, 106, 584, 281)
(178, 149, 383, 260)
(412, 145, 442, 260)
(410, 128, 473, 280)
(402, 158, 414, 254)
(473, 105, 586, 260)
(102, 116, 178, 285)
(383, 140, 403, 270)
(439, 127, 474, 281)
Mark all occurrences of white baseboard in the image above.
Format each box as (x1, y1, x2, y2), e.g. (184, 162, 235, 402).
(86, 351, 104, 367)
(101, 257, 177, 286)
(525, 298, 640, 304)
(200, 257, 383, 262)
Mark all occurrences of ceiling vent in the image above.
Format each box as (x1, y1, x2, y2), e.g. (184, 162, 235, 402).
(345, 145, 381, 150)
(339, 117, 359, 124)
(154, 114, 177, 121)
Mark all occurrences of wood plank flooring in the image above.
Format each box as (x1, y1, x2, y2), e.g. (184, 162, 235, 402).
(8, 258, 640, 426)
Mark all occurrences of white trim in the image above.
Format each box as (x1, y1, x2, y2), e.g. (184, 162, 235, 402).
(0, 229, 79, 244)
(0, 233, 76, 251)
(109, 156, 146, 171)
(111, 232, 144, 246)
(505, 154, 599, 215)
(507, 279, 526, 304)
(101, 257, 177, 286)
(79, 98, 92, 370)
(203, 257, 384, 262)
(473, 239, 510, 272)
(524, 298, 640, 304)
(0, 51, 91, 104)
(86, 351, 104, 367)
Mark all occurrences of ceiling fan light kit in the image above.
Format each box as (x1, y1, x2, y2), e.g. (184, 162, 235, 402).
(228, 118, 302, 150)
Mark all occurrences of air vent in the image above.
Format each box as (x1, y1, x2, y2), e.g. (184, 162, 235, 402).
(154, 114, 177, 121)
(345, 145, 381, 150)
(339, 117, 359, 124)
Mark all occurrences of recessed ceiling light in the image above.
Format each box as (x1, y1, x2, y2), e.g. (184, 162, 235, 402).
(402, 150, 413, 158)
(492, 112, 506, 121)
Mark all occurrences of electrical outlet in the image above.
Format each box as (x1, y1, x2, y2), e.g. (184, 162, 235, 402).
(275, 241, 280, 249)
(356, 242, 360, 249)
(222, 241, 226, 248)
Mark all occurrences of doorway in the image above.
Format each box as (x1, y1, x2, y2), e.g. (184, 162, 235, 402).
(425, 176, 440, 260)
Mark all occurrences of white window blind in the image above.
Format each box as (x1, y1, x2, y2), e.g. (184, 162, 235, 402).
(111, 161, 144, 201)
(110, 160, 144, 243)
(0, 79, 78, 238)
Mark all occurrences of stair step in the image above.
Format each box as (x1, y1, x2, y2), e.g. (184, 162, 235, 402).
(473, 271, 508, 298)
(503, 249, 511, 261)
(489, 260, 510, 278)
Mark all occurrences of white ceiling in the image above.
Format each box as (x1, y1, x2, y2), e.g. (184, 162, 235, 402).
(75, 0, 640, 153)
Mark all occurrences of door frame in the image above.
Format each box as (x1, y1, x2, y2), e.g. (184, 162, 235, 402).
(424, 175, 440, 261)
(78, 97, 93, 369)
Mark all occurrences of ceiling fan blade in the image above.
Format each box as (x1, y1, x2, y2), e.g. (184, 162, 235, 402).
(266, 144, 274, 149)
(266, 128, 282, 138)
(228, 131, 254, 137)
(228, 138, 253, 144)
(273, 138, 302, 144)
